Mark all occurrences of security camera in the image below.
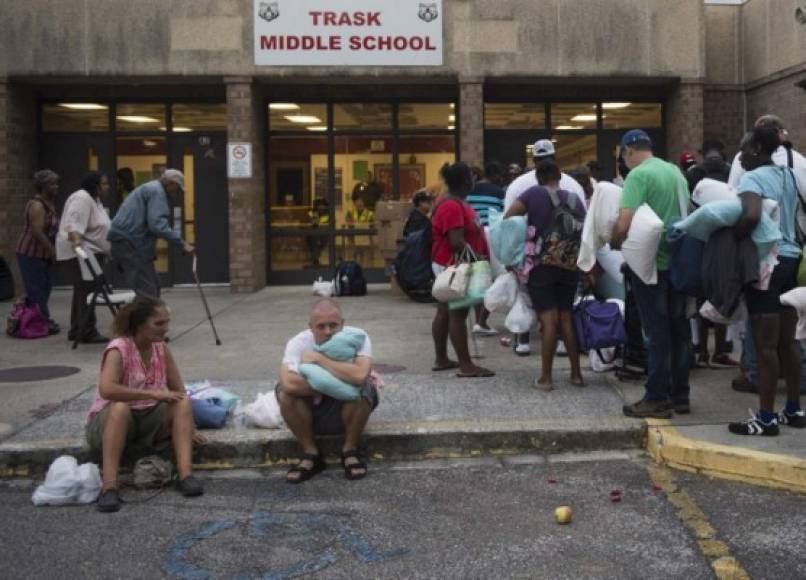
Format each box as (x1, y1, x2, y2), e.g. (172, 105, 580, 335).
(797, 7, 806, 24)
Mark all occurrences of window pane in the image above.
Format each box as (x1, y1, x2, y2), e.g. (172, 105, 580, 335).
(399, 103, 456, 130)
(116, 104, 167, 132)
(399, 135, 455, 200)
(550, 134, 599, 172)
(115, 137, 168, 272)
(172, 103, 227, 132)
(334, 103, 392, 131)
(602, 102, 662, 129)
(269, 103, 327, 131)
(484, 103, 545, 129)
(268, 135, 330, 270)
(42, 103, 109, 132)
(551, 103, 597, 130)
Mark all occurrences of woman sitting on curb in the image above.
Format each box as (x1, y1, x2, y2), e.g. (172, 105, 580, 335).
(85, 297, 204, 512)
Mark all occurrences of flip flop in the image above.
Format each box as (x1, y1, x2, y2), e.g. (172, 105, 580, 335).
(456, 368, 495, 378)
(432, 361, 460, 372)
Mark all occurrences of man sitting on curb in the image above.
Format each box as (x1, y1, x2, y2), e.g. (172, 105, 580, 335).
(276, 298, 379, 483)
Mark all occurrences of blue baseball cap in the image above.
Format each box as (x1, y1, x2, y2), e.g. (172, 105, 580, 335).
(620, 129, 652, 149)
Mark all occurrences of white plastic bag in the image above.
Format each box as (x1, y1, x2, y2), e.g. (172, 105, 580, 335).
(244, 392, 286, 429)
(312, 277, 334, 297)
(484, 272, 518, 312)
(621, 204, 663, 285)
(590, 348, 617, 372)
(505, 291, 536, 334)
(32, 455, 101, 506)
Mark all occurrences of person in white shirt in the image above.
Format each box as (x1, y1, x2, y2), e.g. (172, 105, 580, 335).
(727, 115, 806, 193)
(504, 139, 587, 212)
(277, 298, 378, 483)
(56, 171, 112, 343)
(503, 140, 587, 356)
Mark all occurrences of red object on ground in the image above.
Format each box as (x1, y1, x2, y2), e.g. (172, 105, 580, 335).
(653, 484, 663, 492)
(548, 478, 558, 484)
(610, 490, 622, 502)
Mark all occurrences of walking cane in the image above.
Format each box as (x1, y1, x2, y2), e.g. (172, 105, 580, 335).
(192, 254, 222, 346)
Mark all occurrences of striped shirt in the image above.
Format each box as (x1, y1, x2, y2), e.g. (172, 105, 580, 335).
(467, 181, 505, 227)
(15, 196, 59, 259)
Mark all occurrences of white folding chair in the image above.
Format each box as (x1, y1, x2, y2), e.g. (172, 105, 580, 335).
(72, 247, 135, 349)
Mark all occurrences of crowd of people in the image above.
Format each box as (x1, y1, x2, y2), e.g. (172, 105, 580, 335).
(8, 114, 806, 513)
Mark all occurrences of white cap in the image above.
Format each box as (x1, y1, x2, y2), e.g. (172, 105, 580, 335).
(161, 169, 185, 191)
(533, 139, 556, 158)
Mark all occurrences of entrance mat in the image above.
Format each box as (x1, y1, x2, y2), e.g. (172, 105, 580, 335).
(0, 366, 81, 383)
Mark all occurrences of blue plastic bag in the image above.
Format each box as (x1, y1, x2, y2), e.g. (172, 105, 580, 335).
(489, 209, 527, 267)
(191, 397, 228, 429)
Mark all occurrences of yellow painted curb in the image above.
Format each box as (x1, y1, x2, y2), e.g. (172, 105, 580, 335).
(646, 419, 806, 494)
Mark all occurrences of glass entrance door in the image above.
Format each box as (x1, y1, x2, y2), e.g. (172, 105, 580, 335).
(169, 134, 228, 285)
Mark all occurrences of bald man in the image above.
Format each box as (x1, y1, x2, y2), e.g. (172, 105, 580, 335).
(276, 298, 378, 483)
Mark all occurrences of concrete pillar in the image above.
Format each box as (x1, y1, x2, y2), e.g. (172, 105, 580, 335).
(225, 77, 266, 292)
(666, 81, 704, 165)
(459, 78, 484, 168)
(0, 81, 37, 294)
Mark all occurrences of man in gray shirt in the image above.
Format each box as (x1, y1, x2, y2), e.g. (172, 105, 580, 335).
(108, 169, 194, 298)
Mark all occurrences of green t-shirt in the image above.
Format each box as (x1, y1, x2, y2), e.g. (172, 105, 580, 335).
(620, 157, 689, 270)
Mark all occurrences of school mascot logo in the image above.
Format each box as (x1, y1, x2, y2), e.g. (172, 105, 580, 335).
(258, 2, 280, 23)
(418, 3, 439, 23)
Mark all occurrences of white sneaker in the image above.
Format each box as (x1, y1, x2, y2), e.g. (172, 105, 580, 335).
(472, 324, 498, 336)
(515, 343, 531, 356)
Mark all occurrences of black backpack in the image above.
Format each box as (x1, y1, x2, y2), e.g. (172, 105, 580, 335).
(394, 227, 436, 303)
(334, 261, 367, 297)
(0, 256, 14, 301)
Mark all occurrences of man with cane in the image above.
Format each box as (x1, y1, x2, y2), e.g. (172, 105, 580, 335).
(108, 169, 194, 299)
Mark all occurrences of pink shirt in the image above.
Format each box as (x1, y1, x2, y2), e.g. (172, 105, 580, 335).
(86, 337, 169, 424)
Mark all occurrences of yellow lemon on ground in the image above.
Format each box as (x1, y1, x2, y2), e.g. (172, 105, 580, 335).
(554, 506, 572, 524)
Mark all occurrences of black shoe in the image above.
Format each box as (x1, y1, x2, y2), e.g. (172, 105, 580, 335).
(80, 333, 109, 344)
(622, 398, 672, 419)
(673, 400, 691, 415)
(732, 376, 758, 393)
(778, 409, 806, 429)
(96, 488, 121, 512)
(728, 411, 779, 436)
(47, 321, 60, 335)
(176, 475, 204, 497)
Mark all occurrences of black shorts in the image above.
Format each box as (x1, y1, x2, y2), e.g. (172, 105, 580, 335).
(527, 265, 579, 313)
(275, 382, 379, 437)
(745, 256, 799, 315)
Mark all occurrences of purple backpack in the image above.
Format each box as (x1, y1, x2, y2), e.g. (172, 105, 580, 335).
(573, 299, 627, 353)
(6, 298, 49, 339)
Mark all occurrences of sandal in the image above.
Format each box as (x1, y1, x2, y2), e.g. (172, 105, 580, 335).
(340, 450, 368, 481)
(456, 367, 495, 378)
(286, 452, 326, 484)
(432, 361, 460, 372)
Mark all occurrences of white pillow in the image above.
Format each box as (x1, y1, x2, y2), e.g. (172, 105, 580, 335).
(621, 204, 663, 285)
(692, 178, 737, 206)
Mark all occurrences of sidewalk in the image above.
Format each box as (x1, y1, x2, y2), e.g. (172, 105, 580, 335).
(0, 285, 804, 492)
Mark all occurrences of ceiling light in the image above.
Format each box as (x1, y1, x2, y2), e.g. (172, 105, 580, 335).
(570, 114, 597, 122)
(448, 115, 455, 122)
(172, 126, 192, 132)
(306, 126, 327, 132)
(602, 102, 632, 109)
(448, 125, 455, 130)
(555, 125, 584, 130)
(449, 103, 455, 109)
(143, 140, 158, 147)
(270, 103, 301, 111)
(58, 103, 108, 110)
(117, 115, 160, 123)
(284, 115, 322, 124)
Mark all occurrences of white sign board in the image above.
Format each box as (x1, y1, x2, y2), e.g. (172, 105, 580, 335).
(227, 142, 253, 179)
(254, 0, 443, 66)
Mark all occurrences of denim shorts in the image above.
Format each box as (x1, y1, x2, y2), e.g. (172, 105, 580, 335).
(526, 265, 579, 313)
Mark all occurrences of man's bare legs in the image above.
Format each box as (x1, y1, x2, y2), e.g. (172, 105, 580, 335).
(341, 399, 372, 478)
(277, 374, 320, 483)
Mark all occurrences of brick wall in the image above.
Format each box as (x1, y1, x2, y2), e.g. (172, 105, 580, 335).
(746, 72, 806, 152)
(665, 81, 704, 165)
(226, 78, 266, 293)
(0, 82, 37, 295)
(459, 81, 483, 168)
(703, 87, 745, 157)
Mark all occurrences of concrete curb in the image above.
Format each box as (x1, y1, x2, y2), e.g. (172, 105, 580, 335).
(646, 419, 806, 494)
(0, 418, 644, 478)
